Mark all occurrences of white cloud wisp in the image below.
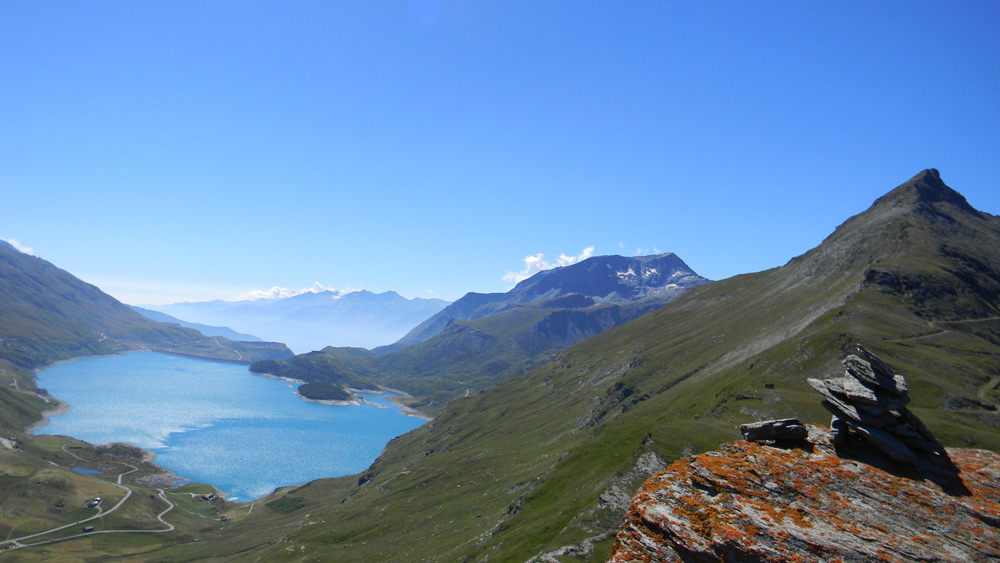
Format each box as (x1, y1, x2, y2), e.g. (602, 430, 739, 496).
(237, 283, 358, 301)
(502, 246, 595, 285)
(2, 238, 34, 255)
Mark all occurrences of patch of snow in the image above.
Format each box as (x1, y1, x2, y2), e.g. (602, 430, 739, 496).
(616, 267, 637, 280)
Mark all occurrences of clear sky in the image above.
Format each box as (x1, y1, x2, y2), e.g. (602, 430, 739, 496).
(2, 1, 998, 305)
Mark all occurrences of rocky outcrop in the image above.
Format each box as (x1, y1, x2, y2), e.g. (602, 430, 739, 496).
(808, 344, 947, 464)
(610, 346, 998, 562)
(608, 426, 1000, 562)
(739, 418, 808, 442)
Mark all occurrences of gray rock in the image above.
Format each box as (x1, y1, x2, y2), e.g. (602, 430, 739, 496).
(842, 419, 919, 464)
(853, 344, 898, 379)
(844, 370, 911, 410)
(830, 415, 849, 445)
(842, 370, 879, 405)
(844, 355, 908, 394)
(809, 378, 900, 428)
(804, 346, 950, 466)
(609, 438, 1000, 563)
(886, 424, 948, 455)
(739, 418, 808, 442)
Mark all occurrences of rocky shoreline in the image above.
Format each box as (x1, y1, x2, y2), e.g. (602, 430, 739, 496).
(292, 389, 379, 408)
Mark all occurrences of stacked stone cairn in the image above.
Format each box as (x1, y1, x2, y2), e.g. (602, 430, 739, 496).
(807, 344, 947, 464)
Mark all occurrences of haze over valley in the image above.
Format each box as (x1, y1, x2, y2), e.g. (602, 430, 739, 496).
(141, 289, 451, 353)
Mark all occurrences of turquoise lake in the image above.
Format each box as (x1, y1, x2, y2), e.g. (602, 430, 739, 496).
(35, 352, 426, 501)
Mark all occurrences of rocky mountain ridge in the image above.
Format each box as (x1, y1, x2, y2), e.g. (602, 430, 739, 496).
(260, 252, 709, 410)
(390, 252, 707, 349)
(131, 305, 262, 342)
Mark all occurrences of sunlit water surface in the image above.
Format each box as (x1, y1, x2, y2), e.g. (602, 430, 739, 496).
(36, 352, 425, 501)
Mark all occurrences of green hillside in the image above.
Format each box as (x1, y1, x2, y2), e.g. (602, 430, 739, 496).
(0, 242, 291, 382)
(139, 169, 1000, 561)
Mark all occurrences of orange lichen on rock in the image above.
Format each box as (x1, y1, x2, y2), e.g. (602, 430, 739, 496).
(607, 426, 1000, 562)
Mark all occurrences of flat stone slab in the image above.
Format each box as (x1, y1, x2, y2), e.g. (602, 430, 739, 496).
(842, 370, 879, 405)
(740, 418, 808, 442)
(843, 370, 911, 410)
(853, 344, 898, 378)
(844, 354, 908, 394)
(809, 378, 899, 428)
(886, 424, 947, 455)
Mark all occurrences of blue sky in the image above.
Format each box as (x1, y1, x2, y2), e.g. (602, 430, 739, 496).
(2, 1, 998, 304)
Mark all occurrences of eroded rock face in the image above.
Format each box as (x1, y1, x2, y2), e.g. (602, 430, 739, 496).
(608, 427, 1000, 562)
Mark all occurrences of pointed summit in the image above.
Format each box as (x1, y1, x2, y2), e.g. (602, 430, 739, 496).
(874, 168, 977, 215)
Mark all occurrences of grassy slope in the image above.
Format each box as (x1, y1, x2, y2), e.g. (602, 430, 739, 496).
(135, 170, 1000, 562)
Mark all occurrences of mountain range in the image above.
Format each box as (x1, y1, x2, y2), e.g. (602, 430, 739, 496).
(253, 252, 709, 409)
(146, 289, 450, 353)
(0, 169, 998, 561)
(389, 252, 707, 350)
(168, 169, 998, 561)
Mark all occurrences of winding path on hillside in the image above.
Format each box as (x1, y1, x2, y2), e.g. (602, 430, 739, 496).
(0, 445, 176, 552)
(887, 315, 1000, 344)
(882, 316, 1000, 411)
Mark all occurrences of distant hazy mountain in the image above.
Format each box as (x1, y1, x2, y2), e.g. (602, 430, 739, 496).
(130, 306, 262, 342)
(146, 290, 450, 353)
(391, 252, 706, 349)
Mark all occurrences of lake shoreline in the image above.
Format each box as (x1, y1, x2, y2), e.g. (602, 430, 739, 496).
(380, 387, 434, 421)
(26, 353, 104, 435)
(24, 397, 71, 435)
(251, 370, 434, 420)
(34, 351, 427, 502)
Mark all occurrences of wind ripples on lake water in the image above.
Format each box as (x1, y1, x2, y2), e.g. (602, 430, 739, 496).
(35, 351, 425, 501)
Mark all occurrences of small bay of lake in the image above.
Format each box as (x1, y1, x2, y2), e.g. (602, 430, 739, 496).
(35, 351, 425, 501)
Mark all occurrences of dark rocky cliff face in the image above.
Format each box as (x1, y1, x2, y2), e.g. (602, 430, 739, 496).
(608, 426, 1000, 562)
